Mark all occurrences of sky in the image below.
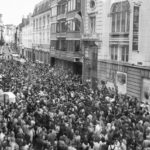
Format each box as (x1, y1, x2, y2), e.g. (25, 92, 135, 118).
(0, 0, 42, 26)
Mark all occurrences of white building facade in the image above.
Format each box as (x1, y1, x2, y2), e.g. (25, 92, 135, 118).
(96, 0, 150, 99)
(32, 0, 51, 64)
(3, 25, 16, 45)
(82, 0, 105, 87)
(21, 15, 33, 60)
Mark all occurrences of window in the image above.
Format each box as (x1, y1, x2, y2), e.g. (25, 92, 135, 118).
(56, 21, 67, 33)
(75, 19, 80, 31)
(39, 18, 41, 29)
(51, 23, 56, 33)
(111, 1, 130, 33)
(68, 0, 71, 12)
(61, 40, 67, 51)
(61, 22, 66, 32)
(36, 19, 38, 30)
(47, 32, 50, 43)
(51, 6, 57, 16)
(56, 40, 59, 50)
(47, 15, 50, 26)
(51, 40, 57, 50)
(132, 6, 140, 51)
(56, 23, 60, 33)
(33, 20, 35, 30)
(110, 45, 129, 62)
(68, 0, 77, 12)
(62, 4, 66, 14)
(67, 40, 74, 51)
(112, 14, 116, 32)
(111, 45, 118, 60)
(121, 46, 129, 62)
(57, 5, 61, 15)
(75, 40, 80, 51)
(90, 16, 96, 33)
(67, 19, 80, 32)
(116, 13, 121, 32)
(90, 0, 95, 9)
(43, 16, 45, 28)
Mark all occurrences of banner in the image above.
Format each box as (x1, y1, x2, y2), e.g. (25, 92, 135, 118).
(142, 79, 150, 104)
(116, 72, 127, 94)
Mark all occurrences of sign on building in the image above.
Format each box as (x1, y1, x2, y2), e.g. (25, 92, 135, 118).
(116, 72, 127, 94)
(141, 79, 150, 105)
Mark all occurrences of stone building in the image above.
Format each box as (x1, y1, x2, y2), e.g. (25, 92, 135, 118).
(96, 0, 150, 100)
(32, 0, 51, 64)
(3, 24, 16, 45)
(50, 0, 84, 75)
(21, 14, 33, 60)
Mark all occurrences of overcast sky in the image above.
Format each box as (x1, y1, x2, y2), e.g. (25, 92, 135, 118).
(0, 0, 42, 26)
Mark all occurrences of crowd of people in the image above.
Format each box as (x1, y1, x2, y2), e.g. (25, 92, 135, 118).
(0, 59, 149, 150)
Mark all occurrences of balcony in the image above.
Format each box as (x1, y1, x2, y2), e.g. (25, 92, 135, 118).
(57, 13, 66, 20)
(56, 32, 67, 38)
(50, 49, 83, 62)
(81, 33, 102, 41)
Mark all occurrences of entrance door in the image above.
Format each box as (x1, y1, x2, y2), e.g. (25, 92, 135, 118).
(73, 62, 82, 75)
(51, 57, 55, 67)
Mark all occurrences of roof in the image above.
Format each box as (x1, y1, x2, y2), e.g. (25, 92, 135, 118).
(33, 0, 51, 17)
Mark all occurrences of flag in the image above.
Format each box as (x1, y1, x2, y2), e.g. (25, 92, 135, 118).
(74, 11, 82, 22)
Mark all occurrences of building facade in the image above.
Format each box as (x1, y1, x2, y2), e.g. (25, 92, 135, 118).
(50, 0, 84, 75)
(96, 0, 150, 100)
(21, 14, 33, 60)
(82, 0, 105, 88)
(32, 0, 51, 64)
(3, 24, 16, 45)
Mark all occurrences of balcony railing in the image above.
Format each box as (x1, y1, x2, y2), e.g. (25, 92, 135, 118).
(56, 32, 67, 38)
(57, 13, 66, 20)
(50, 49, 83, 62)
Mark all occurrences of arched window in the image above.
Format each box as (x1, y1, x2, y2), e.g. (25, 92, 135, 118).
(111, 1, 130, 33)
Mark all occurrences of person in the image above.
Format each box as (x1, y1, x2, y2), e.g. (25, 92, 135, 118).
(0, 59, 150, 150)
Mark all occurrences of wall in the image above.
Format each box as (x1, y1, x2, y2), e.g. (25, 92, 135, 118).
(98, 60, 150, 99)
